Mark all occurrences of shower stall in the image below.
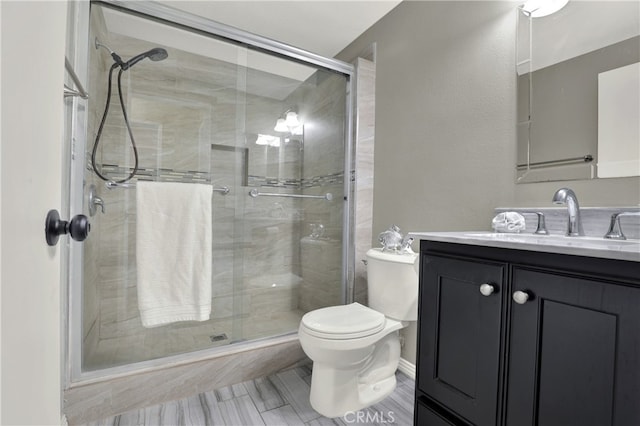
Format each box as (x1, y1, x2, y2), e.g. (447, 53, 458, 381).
(66, 0, 354, 381)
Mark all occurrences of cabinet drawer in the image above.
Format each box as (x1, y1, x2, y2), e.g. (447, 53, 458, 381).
(415, 400, 456, 426)
(417, 255, 505, 426)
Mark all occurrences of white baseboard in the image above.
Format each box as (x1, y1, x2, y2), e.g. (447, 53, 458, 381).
(398, 357, 416, 379)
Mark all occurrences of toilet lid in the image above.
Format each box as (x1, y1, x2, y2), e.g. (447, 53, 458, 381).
(301, 303, 386, 339)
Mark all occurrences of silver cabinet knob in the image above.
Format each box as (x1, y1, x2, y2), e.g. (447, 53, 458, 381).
(513, 290, 530, 305)
(479, 283, 495, 296)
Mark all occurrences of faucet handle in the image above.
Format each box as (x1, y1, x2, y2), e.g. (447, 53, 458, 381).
(604, 213, 626, 240)
(88, 184, 105, 216)
(533, 212, 549, 235)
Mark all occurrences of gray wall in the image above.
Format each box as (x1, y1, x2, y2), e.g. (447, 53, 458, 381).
(339, 0, 639, 238)
(338, 1, 518, 242)
(521, 37, 640, 167)
(337, 0, 640, 364)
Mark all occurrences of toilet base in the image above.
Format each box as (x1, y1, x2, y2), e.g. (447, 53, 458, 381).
(309, 362, 398, 419)
(307, 331, 401, 418)
(357, 374, 397, 410)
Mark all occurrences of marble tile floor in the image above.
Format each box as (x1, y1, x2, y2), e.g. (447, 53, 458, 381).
(79, 364, 415, 426)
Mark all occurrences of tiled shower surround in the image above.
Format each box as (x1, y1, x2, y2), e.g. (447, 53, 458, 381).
(82, 5, 347, 371)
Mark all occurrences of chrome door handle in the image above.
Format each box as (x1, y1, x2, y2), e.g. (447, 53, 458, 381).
(513, 290, 530, 305)
(480, 283, 496, 296)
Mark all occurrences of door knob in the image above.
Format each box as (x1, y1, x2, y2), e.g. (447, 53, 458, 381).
(480, 283, 496, 296)
(513, 290, 530, 305)
(45, 209, 91, 246)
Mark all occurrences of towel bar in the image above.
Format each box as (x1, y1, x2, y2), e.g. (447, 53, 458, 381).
(248, 188, 333, 201)
(105, 181, 230, 195)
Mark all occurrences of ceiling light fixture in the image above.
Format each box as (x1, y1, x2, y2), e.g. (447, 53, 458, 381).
(274, 118, 288, 133)
(255, 134, 281, 147)
(274, 109, 303, 135)
(521, 0, 569, 17)
(285, 111, 300, 128)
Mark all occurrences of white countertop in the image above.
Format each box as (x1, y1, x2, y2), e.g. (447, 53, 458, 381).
(409, 231, 640, 262)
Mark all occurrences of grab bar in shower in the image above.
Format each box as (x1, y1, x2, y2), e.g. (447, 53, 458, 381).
(105, 181, 230, 195)
(248, 188, 333, 201)
(64, 57, 89, 99)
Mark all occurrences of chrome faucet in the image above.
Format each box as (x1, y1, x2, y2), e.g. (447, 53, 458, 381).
(552, 188, 583, 236)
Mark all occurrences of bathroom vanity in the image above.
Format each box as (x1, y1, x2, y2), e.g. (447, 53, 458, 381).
(411, 232, 640, 426)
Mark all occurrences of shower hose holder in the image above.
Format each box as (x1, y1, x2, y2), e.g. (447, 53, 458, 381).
(45, 209, 91, 246)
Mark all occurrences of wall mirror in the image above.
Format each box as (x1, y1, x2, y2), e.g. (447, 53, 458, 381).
(516, 1, 639, 183)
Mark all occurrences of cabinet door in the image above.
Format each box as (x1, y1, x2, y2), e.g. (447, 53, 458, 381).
(418, 255, 505, 426)
(507, 268, 640, 426)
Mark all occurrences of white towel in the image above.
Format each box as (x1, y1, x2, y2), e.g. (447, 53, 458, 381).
(136, 181, 213, 328)
(492, 211, 526, 233)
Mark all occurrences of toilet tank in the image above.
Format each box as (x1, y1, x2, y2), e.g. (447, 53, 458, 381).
(366, 248, 419, 321)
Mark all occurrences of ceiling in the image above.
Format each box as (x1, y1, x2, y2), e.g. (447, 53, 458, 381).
(158, 0, 402, 58)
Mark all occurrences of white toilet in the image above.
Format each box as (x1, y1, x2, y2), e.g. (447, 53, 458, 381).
(298, 247, 419, 418)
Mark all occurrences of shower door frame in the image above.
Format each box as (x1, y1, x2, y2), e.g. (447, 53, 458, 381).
(66, 0, 356, 384)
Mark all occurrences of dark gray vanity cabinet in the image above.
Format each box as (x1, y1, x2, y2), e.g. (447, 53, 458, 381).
(417, 255, 505, 426)
(506, 267, 640, 426)
(414, 240, 640, 426)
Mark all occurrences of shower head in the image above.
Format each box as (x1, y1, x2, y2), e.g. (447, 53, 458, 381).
(122, 48, 168, 70)
(96, 38, 168, 70)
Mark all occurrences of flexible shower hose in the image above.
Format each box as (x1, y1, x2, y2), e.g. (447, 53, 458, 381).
(91, 62, 139, 183)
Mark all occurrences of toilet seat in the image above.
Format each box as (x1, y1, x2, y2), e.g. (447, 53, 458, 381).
(300, 303, 386, 340)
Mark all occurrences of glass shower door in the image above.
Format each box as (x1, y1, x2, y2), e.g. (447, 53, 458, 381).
(239, 52, 348, 340)
(74, 1, 349, 378)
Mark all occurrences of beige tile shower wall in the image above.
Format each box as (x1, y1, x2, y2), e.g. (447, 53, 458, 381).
(93, 35, 288, 175)
(297, 183, 344, 314)
(299, 236, 342, 312)
(353, 58, 376, 306)
(85, 182, 254, 370)
(297, 73, 347, 238)
(240, 193, 304, 309)
(86, 23, 312, 365)
(293, 71, 348, 310)
(96, 187, 137, 343)
(299, 74, 347, 181)
(87, 13, 352, 366)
